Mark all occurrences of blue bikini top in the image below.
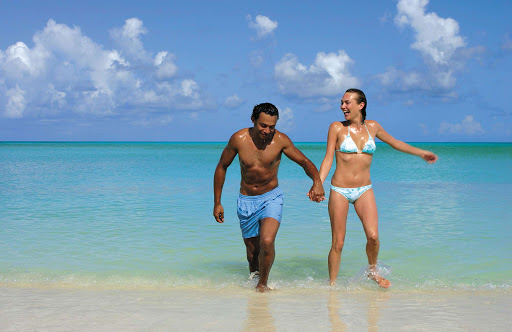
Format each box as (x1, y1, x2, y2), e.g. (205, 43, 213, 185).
(336, 123, 376, 155)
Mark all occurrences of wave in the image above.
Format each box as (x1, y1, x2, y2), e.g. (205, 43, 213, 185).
(2, 268, 510, 294)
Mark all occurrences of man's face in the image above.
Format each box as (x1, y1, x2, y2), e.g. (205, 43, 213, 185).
(252, 112, 278, 140)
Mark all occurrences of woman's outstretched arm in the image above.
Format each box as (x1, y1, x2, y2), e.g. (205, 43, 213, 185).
(374, 121, 438, 164)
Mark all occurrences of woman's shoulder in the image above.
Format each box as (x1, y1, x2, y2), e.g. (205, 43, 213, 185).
(329, 121, 348, 130)
(365, 120, 381, 128)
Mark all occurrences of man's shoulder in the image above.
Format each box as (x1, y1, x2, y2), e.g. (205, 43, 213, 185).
(229, 128, 250, 143)
(272, 130, 293, 147)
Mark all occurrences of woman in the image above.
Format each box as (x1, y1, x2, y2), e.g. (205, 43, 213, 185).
(318, 88, 438, 288)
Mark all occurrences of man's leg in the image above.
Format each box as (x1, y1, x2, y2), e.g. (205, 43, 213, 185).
(243, 236, 260, 274)
(256, 217, 280, 292)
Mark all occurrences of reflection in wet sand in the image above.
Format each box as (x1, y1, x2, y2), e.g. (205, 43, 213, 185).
(243, 293, 275, 331)
(328, 290, 347, 331)
(367, 291, 390, 332)
(329, 290, 390, 331)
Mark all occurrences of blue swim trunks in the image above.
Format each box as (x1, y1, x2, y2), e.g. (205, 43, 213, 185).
(237, 186, 284, 239)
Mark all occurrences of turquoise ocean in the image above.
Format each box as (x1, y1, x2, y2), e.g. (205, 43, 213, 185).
(1, 142, 511, 293)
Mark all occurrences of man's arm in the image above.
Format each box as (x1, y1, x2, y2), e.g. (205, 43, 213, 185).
(213, 136, 238, 223)
(280, 132, 325, 202)
(375, 121, 438, 164)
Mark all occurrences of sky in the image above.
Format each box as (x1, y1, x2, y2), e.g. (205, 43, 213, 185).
(0, 0, 511, 142)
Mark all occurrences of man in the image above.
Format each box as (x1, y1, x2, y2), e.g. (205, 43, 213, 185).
(213, 103, 325, 292)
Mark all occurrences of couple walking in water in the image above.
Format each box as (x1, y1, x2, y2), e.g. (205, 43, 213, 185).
(213, 89, 438, 292)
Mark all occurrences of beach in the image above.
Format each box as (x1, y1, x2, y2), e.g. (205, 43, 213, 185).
(2, 287, 511, 331)
(1, 142, 511, 330)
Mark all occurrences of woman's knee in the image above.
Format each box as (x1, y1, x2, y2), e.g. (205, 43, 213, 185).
(331, 239, 345, 253)
(366, 232, 379, 245)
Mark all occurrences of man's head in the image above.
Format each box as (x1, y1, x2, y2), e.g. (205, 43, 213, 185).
(251, 103, 279, 141)
(251, 103, 279, 122)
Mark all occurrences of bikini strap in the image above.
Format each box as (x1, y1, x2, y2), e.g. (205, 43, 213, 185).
(364, 123, 372, 138)
(346, 123, 351, 137)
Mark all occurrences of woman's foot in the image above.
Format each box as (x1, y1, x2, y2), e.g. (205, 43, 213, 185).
(368, 271, 391, 288)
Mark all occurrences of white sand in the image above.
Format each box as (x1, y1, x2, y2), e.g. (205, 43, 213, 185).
(1, 286, 511, 331)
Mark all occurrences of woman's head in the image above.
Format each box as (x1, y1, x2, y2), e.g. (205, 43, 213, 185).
(344, 88, 367, 123)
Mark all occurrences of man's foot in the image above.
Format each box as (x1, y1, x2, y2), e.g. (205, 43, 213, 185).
(368, 271, 391, 288)
(255, 284, 272, 292)
(249, 271, 260, 281)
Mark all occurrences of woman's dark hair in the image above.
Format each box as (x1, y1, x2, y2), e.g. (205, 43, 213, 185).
(251, 103, 279, 121)
(346, 88, 367, 123)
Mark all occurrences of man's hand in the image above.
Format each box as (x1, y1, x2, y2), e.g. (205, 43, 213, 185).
(307, 182, 325, 202)
(213, 204, 225, 223)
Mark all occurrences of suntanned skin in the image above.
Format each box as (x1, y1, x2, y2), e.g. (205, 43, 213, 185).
(214, 112, 325, 292)
(319, 92, 438, 288)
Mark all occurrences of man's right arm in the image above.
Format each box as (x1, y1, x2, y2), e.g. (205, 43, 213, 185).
(213, 136, 238, 223)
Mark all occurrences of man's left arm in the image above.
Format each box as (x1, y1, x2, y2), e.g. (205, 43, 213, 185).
(280, 133, 325, 202)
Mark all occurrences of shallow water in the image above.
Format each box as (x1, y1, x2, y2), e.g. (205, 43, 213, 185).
(1, 142, 511, 292)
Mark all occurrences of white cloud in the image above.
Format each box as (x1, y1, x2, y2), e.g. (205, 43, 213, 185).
(224, 94, 245, 109)
(278, 106, 294, 132)
(381, 0, 471, 93)
(110, 18, 149, 62)
(180, 79, 198, 98)
(154, 51, 177, 79)
(439, 115, 484, 135)
(46, 83, 66, 109)
(274, 51, 360, 98)
(395, 0, 466, 65)
(248, 15, 278, 39)
(0, 18, 211, 121)
(5, 86, 26, 118)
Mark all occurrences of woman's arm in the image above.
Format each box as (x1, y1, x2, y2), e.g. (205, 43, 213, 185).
(375, 121, 438, 164)
(319, 122, 341, 183)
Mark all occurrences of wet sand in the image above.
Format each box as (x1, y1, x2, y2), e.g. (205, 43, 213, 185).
(1, 286, 511, 331)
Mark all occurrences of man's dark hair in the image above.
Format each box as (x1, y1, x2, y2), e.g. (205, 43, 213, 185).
(251, 103, 279, 121)
(346, 88, 367, 123)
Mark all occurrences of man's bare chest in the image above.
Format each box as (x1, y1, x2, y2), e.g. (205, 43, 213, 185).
(238, 147, 282, 169)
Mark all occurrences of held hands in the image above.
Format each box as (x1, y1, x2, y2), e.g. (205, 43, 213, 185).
(307, 182, 326, 203)
(421, 151, 439, 164)
(213, 204, 224, 223)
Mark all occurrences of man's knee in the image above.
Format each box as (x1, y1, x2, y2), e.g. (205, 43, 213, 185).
(260, 235, 275, 251)
(246, 246, 259, 258)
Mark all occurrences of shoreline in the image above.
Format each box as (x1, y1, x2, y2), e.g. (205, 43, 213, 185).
(2, 286, 511, 331)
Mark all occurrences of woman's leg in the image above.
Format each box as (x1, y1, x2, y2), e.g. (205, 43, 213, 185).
(328, 189, 349, 286)
(353, 188, 391, 288)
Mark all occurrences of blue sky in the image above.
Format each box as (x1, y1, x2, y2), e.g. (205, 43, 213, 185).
(0, 0, 510, 142)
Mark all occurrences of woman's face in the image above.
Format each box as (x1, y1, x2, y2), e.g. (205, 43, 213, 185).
(340, 92, 363, 121)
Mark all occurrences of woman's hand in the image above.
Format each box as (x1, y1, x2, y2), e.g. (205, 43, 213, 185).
(421, 151, 438, 164)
